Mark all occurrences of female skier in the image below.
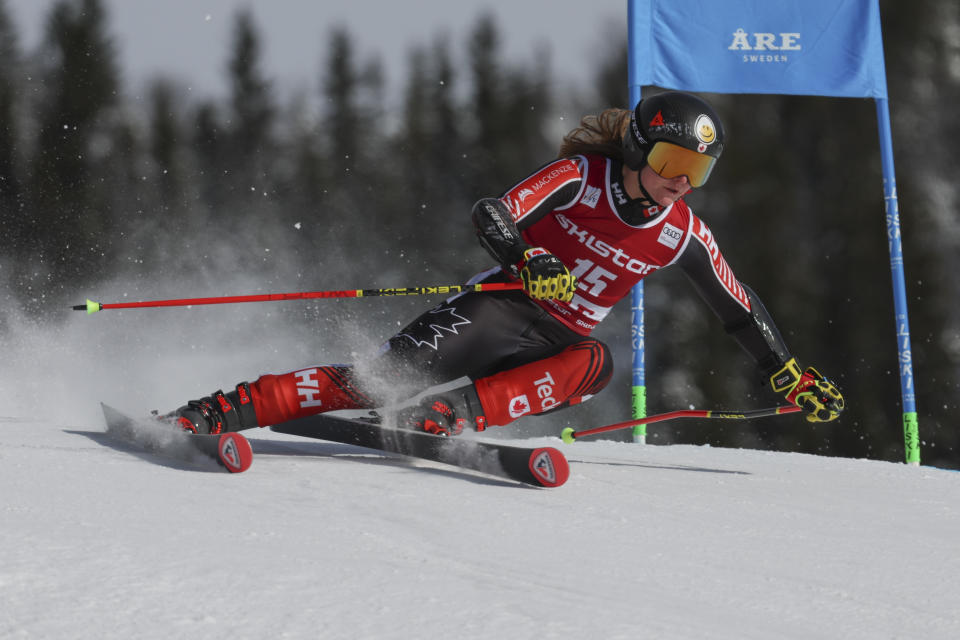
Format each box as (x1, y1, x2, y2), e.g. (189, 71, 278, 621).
(170, 91, 843, 436)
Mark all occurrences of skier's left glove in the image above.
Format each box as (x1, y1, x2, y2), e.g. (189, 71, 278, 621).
(519, 247, 576, 303)
(769, 358, 844, 422)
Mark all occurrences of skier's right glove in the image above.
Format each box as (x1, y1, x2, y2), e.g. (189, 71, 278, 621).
(519, 247, 576, 303)
(769, 358, 844, 422)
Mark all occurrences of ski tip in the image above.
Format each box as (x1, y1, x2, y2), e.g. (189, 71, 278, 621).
(528, 447, 569, 488)
(560, 427, 576, 444)
(217, 433, 253, 473)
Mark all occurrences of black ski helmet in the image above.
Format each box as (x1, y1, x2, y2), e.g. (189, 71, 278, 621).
(622, 91, 725, 187)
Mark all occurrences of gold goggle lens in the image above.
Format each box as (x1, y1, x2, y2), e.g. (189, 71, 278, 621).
(646, 141, 717, 188)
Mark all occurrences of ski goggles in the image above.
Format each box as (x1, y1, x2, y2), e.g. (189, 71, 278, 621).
(646, 141, 718, 188)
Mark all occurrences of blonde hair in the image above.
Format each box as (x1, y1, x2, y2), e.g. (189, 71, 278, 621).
(558, 108, 632, 159)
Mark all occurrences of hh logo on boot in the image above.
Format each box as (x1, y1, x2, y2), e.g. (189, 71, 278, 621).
(294, 368, 324, 409)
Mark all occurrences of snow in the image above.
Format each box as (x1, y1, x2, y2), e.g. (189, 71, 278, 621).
(2, 416, 959, 639)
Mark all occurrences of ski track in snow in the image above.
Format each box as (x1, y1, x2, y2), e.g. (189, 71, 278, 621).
(1, 417, 959, 640)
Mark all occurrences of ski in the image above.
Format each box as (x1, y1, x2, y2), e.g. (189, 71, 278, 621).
(270, 413, 569, 488)
(101, 403, 253, 473)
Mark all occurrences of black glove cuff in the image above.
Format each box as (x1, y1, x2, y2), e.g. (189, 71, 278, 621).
(472, 198, 528, 274)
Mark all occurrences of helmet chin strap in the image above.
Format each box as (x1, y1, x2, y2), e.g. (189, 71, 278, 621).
(635, 164, 659, 210)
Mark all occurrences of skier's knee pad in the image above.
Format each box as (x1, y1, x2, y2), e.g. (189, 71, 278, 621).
(474, 339, 613, 426)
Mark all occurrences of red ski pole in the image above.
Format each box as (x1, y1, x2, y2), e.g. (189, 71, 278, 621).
(72, 282, 525, 314)
(560, 405, 801, 443)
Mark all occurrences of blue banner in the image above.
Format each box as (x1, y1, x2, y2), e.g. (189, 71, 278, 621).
(629, 0, 888, 98)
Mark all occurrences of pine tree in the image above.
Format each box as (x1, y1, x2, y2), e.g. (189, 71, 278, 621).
(0, 0, 23, 260)
(398, 47, 431, 202)
(148, 79, 187, 217)
(225, 9, 274, 203)
(466, 14, 552, 196)
(26, 0, 120, 308)
(323, 28, 362, 174)
(465, 13, 505, 196)
(390, 38, 478, 279)
(192, 101, 227, 212)
(317, 28, 389, 266)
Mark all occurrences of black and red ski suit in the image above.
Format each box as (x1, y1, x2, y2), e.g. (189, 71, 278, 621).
(228, 153, 793, 430)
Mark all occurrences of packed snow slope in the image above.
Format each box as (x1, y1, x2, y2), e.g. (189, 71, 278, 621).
(2, 416, 958, 640)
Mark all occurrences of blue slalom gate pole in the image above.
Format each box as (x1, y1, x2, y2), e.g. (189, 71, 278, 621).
(630, 281, 646, 443)
(627, 1, 647, 443)
(875, 97, 920, 465)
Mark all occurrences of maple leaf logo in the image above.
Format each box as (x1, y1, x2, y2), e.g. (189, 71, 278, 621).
(508, 394, 531, 418)
(398, 306, 471, 350)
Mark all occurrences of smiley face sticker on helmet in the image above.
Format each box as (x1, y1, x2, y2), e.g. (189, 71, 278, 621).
(695, 114, 717, 153)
